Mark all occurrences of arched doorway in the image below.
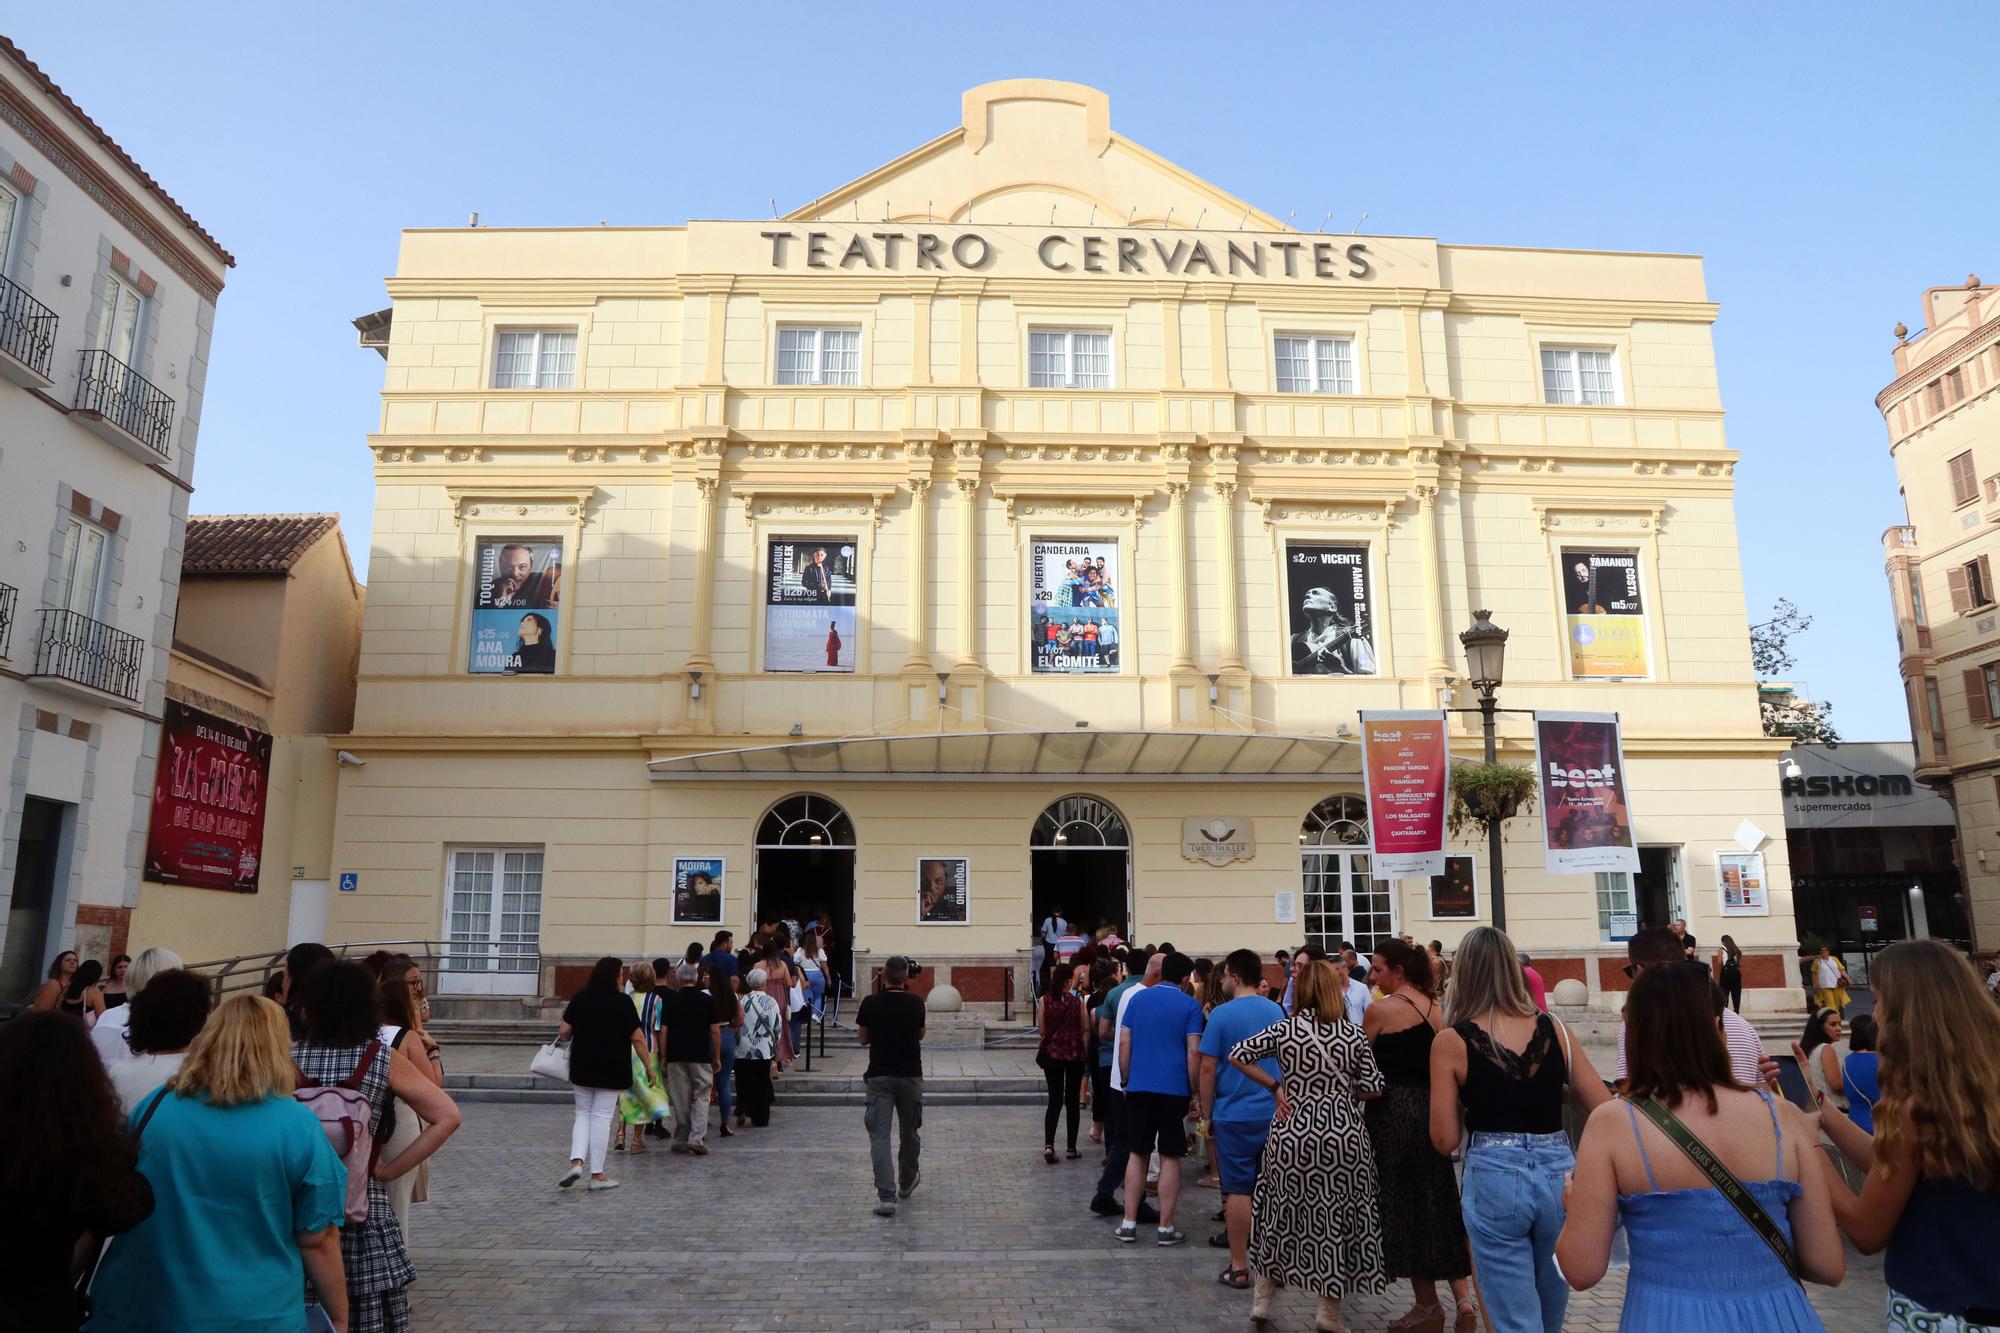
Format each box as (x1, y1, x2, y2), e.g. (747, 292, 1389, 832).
(755, 793, 856, 993)
(1030, 794, 1131, 947)
(1299, 794, 1396, 954)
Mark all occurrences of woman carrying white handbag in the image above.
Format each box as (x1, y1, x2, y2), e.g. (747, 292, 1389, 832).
(549, 957, 656, 1190)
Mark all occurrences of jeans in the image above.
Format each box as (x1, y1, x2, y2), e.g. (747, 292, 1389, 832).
(569, 1086, 618, 1173)
(1459, 1130, 1574, 1333)
(715, 1028, 737, 1122)
(666, 1062, 714, 1148)
(808, 970, 826, 1017)
(1094, 1082, 1129, 1199)
(1042, 1059, 1084, 1151)
(864, 1075, 923, 1201)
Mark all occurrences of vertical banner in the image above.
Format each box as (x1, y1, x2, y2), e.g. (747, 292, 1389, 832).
(671, 857, 725, 925)
(469, 537, 562, 674)
(764, 536, 858, 673)
(1558, 549, 1648, 679)
(1535, 711, 1640, 875)
(1027, 539, 1120, 673)
(917, 856, 970, 923)
(1285, 542, 1379, 675)
(145, 702, 272, 892)
(1359, 710, 1450, 879)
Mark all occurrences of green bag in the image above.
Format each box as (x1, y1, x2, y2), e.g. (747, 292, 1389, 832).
(616, 1052, 670, 1125)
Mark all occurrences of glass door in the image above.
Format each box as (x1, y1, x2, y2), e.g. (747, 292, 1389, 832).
(1300, 850, 1398, 955)
(441, 846, 543, 995)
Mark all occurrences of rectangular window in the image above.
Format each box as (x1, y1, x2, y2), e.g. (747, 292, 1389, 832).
(1541, 346, 1618, 405)
(1947, 367, 1966, 403)
(1274, 335, 1355, 394)
(1950, 555, 1996, 612)
(1984, 666, 2000, 723)
(1028, 329, 1112, 389)
(93, 273, 144, 364)
(444, 846, 544, 978)
(490, 328, 576, 389)
(1931, 676, 1951, 736)
(0, 180, 17, 278)
(773, 326, 860, 386)
(1595, 871, 1637, 942)
(56, 517, 109, 618)
(1950, 450, 1979, 507)
(1928, 380, 1947, 415)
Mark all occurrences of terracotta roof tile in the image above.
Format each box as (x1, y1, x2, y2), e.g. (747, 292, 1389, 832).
(183, 514, 340, 575)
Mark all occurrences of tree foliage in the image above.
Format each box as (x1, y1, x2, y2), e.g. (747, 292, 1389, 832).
(1751, 599, 1839, 744)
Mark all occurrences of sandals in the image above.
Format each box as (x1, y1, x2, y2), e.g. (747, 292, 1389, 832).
(1065, 1147, 1081, 1160)
(1388, 1304, 1443, 1330)
(1454, 1298, 1479, 1330)
(1217, 1267, 1250, 1289)
(1043, 1147, 1058, 1165)
(1208, 1231, 1231, 1249)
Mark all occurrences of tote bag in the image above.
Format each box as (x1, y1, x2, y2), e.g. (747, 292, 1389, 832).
(530, 1035, 572, 1082)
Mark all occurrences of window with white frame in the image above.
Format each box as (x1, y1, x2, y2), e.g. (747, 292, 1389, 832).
(1541, 346, 1619, 405)
(491, 328, 577, 389)
(56, 516, 109, 619)
(0, 180, 18, 278)
(1274, 335, 1355, 394)
(445, 846, 544, 976)
(93, 272, 144, 365)
(1028, 329, 1112, 389)
(774, 326, 860, 386)
(1595, 871, 1637, 942)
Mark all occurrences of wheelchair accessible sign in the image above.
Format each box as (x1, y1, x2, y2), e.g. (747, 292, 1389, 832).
(339, 872, 359, 893)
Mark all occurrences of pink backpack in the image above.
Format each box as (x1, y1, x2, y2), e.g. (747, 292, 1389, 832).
(294, 1040, 382, 1223)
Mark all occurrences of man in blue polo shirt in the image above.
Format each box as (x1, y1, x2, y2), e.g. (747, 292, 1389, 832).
(1116, 951, 1204, 1246)
(1198, 948, 1285, 1284)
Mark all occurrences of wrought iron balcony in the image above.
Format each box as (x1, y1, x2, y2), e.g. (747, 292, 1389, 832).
(0, 275, 56, 384)
(0, 582, 16, 659)
(32, 607, 144, 702)
(74, 347, 173, 460)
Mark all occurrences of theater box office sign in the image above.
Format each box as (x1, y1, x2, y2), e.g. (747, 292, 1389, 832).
(146, 702, 273, 892)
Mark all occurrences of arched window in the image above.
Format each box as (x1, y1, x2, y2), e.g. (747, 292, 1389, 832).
(1299, 794, 1371, 849)
(1031, 794, 1130, 849)
(756, 793, 855, 848)
(1298, 794, 1394, 954)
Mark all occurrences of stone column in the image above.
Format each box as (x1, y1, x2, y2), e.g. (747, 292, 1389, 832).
(1416, 483, 1453, 680)
(686, 474, 721, 675)
(904, 476, 933, 672)
(1167, 480, 1195, 671)
(1213, 477, 1244, 670)
(953, 443, 982, 670)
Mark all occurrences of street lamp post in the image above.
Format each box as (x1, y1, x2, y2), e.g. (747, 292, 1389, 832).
(1459, 609, 1511, 933)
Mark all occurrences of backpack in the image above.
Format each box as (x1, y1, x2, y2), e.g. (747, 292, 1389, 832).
(294, 1040, 382, 1223)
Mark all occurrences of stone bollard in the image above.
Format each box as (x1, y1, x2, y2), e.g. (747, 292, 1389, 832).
(1553, 978, 1588, 1008)
(926, 982, 964, 1013)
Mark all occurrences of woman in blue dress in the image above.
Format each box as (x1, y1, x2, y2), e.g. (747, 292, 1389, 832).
(1556, 963, 1844, 1330)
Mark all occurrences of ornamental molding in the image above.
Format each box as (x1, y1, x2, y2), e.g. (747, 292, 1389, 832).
(1528, 496, 1667, 535)
(992, 487, 1156, 532)
(734, 485, 896, 527)
(443, 485, 597, 529)
(1245, 446, 1410, 468)
(1249, 490, 1403, 530)
(999, 443, 1149, 464)
(744, 441, 904, 462)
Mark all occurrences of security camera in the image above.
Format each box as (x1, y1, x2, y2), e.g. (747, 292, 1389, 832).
(336, 751, 367, 767)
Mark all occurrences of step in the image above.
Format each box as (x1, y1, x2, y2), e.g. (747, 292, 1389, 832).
(445, 1073, 1044, 1094)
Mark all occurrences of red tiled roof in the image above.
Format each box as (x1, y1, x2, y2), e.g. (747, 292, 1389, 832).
(183, 514, 341, 575)
(0, 36, 235, 267)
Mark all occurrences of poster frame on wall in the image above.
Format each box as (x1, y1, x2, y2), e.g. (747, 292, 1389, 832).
(1717, 851, 1771, 917)
(1426, 854, 1480, 920)
(1556, 546, 1651, 681)
(467, 535, 563, 675)
(671, 856, 726, 926)
(145, 701, 274, 893)
(762, 533, 860, 675)
(1533, 710, 1641, 876)
(1025, 536, 1123, 676)
(1282, 539, 1380, 677)
(1359, 710, 1450, 880)
(915, 855, 971, 925)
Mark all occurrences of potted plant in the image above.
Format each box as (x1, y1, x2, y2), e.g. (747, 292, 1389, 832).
(1448, 762, 1539, 837)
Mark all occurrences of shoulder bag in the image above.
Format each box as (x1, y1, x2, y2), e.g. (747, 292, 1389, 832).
(74, 1086, 170, 1308)
(530, 1033, 573, 1082)
(1633, 1095, 1800, 1284)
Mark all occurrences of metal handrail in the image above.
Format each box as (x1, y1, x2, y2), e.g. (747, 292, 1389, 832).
(33, 607, 144, 700)
(75, 347, 173, 457)
(0, 274, 56, 379)
(182, 937, 543, 1001)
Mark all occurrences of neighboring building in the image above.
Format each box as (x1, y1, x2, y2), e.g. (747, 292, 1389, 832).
(1880, 272, 2000, 950)
(0, 39, 232, 999)
(331, 79, 1795, 1011)
(1781, 742, 1963, 971)
(129, 514, 363, 962)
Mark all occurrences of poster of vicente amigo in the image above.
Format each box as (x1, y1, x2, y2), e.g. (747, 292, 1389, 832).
(146, 702, 272, 892)
(1534, 711, 1639, 875)
(1359, 711, 1450, 879)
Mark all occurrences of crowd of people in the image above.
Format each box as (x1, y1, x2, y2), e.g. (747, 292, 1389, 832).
(2, 941, 462, 1333)
(1031, 926, 2000, 1332)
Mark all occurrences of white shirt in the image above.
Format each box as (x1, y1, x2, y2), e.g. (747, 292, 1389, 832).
(1042, 916, 1068, 944)
(111, 1052, 185, 1115)
(90, 1004, 134, 1067)
(1342, 978, 1370, 1028)
(1815, 957, 1842, 989)
(1616, 1006, 1768, 1088)
(1109, 980, 1149, 1093)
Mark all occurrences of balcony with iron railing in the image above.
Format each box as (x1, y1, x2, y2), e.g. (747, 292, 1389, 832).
(30, 606, 144, 703)
(73, 347, 173, 462)
(0, 582, 16, 660)
(0, 275, 57, 388)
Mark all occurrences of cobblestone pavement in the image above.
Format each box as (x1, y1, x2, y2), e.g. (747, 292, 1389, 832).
(404, 1102, 1886, 1331)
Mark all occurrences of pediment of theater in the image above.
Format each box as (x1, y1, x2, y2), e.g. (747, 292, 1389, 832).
(787, 79, 1287, 232)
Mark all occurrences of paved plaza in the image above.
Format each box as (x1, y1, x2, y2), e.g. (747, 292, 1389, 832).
(404, 1101, 1889, 1332)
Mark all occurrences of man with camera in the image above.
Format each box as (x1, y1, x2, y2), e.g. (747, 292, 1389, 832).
(858, 955, 926, 1216)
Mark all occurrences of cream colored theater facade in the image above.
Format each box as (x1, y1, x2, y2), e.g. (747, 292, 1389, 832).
(325, 80, 1798, 1012)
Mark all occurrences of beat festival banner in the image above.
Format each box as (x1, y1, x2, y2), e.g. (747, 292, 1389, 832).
(1534, 711, 1640, 876)
(1359, 711, 1450, 879)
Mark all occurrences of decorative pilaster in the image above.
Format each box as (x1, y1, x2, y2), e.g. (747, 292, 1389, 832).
(1166, 480, 1195, 672)
(686, 474, 721, 676)
(952, 440, 982, 670)
(1214, 477, 1244, 671)
(904, 476, 933, 672)
(1416, 483, 1453, 681)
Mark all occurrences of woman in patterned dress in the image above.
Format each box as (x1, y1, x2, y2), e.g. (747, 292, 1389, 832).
(294, 960, 462, 1333)
(758, 939, 797, 1067)
(1230, 957, 1388, 1333)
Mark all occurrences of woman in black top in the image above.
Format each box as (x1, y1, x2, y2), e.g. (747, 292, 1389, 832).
(0, 1010, 154, 1332)
(557, 956, 653, 1190)
(1430, 927, 1608, 1333)
(101, 954, 132, 1010)
(1713, 934, 1744, 1012)
(61, 959, 107, 1026)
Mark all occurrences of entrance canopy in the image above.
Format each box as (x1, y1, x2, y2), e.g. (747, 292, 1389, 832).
(647, 729, 1357, 782)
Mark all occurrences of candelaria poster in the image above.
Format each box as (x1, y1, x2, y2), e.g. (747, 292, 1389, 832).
(1028, 539, 1120, 674)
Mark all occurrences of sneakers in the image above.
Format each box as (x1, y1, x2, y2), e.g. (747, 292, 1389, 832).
(874, 1200, 897, 1217)
(1156, 1227, 1187, 1247)
(1115, 1222, 1139, 1243)
(898, 1171, 920, 1199)
(587, 1178, 620, 1192)
(687, 1142, 710, 1156)
(557, 1165, 583, 1189)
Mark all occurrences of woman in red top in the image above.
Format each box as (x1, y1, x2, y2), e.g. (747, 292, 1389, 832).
(1038, 961, 1091, 1163)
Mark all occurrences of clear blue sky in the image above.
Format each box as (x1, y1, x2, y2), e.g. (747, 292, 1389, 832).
(14, 3, 1997, 738)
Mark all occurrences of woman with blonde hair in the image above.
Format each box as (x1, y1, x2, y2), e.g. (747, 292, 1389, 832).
(1816, 938, 2000, 1328)
(89, 994, 351, 1332)
(1430, 927, 1609, 1333)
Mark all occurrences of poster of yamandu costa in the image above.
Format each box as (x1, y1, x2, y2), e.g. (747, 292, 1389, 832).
(765, 536, 858, 673)
(1027, 539, 1120, 673)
